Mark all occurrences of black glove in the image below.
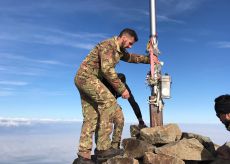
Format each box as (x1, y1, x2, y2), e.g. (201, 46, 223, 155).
(138, 119, 147, 129)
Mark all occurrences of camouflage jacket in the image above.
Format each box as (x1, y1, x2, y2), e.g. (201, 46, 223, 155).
(76, 36, 150, 95)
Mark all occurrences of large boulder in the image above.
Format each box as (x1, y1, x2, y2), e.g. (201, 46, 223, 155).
(140, 124, 182, 145)
(182, 132, 216, 155)
(155, 138, 215, 161)
(122, 138, 155, 159)
(99, 123, 229, 164)
(143, 152, 185, 164)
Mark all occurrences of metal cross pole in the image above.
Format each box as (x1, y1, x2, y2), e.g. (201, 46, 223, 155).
(148, 0, 163, 127)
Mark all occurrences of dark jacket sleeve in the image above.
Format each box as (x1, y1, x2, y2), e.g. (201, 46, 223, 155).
(102, 76, 143, 120)
(126, 84, 143, 120)
(101, 78, 119, 98)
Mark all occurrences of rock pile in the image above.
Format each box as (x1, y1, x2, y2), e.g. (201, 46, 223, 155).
(102, 124, 230, 164)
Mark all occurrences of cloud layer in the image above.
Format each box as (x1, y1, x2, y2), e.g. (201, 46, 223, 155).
(0, 121, 229, 164)
(0, 117, 80, 127)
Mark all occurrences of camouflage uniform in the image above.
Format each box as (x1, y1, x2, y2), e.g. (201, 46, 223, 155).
(111, 106, 124, 149)
(74, 36, 149, 159)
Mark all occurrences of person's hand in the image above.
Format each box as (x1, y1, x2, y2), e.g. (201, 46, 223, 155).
(138, 119, 147, 129)
(121, 89, 130, 99)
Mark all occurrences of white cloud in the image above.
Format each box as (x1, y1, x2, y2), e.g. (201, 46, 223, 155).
(180, 38, 196, 42)
(0, 52, 71, 79)
(158, 15, 185, 24)
(213, 41, 230, 48)
(0, 27, 106, 50)
(0, 65, 44, 76)
(0, 120, 228, 164)
(36, 59, 64, 65)
(72, 43, 95, 50)
(0, 52, 69, 67)
(0, 117, 81, 127)
(0, 90, 14, 96)
(0, 122, 228, 164)
(158, 0, 206, 16)
(49, 0, 126, 13)
(0, 81, 28, 86)
(34, 90, 68, 96)
(48, 29, 108, 40)
(32, 34, 93, 49)
(0, 118, 32, 127)
(30, 30, 105, 50)
(0, 124, 79, 164)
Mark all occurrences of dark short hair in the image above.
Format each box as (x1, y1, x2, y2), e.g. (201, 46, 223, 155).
(215, 94, 230, 116)
(119, 28, 138, 42)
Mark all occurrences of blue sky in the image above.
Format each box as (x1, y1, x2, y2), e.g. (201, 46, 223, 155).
(0, 0, 230, 124)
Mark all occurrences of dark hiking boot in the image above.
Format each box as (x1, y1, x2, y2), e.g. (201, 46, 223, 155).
(94, 147, 124, 159)
(72, 156, 95, 164)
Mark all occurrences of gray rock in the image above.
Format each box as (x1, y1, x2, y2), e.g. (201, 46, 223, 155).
(140, 124, 182, 145)
(103, 156, 139, 164)
(122, 138, 155, 159)
(143, 152, 185, 164)
(182, 132, 216, 155)
(130, 125, 141, 138)
(214, 144, 220, 151)
(216, 142, 230, 160)
(184, 160, 213, 164)
(155, 138, 215, 161)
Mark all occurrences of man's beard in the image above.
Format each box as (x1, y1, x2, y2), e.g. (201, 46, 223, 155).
(120, 41, 125, 49)
(224, 122, 230, 131)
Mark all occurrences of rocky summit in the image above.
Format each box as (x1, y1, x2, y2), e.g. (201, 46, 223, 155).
(100, 124, 230, 164)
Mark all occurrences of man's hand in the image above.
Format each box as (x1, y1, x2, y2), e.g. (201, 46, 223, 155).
(121, 89, 130, 99)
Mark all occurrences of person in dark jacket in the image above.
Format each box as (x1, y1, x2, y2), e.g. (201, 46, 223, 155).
(214, 94, 230, 131)
(102, 73, 147, 149)
(214, 94, 230, 160)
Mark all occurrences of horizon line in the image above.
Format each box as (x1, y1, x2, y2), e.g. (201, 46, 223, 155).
(0, 117, 221, 127)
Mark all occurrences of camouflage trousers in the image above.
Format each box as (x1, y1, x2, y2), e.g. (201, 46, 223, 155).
(111, 107, 124, 149)
(75, 74, 124, 159)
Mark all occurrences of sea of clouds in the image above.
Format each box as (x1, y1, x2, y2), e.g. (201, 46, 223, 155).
(0, 118, 229, 164)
